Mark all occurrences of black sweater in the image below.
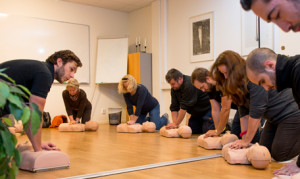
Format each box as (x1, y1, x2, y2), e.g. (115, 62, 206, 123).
(238, 82, 300, 124)
(170, 75, 211, 116)
(276, 54, 300, 108)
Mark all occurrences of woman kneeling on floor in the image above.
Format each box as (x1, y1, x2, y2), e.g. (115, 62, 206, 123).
(118, 74, 168, 130)
(63, 78, 92, 124)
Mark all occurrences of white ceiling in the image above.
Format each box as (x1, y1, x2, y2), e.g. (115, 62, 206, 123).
(61, 0, 156, 13)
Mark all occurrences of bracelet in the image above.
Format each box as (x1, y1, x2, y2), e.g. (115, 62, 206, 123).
(240, 130, 247, 138)
(215, 127, 226, 135)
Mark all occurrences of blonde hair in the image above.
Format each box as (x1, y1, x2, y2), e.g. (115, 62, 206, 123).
(118, 74, 137, 94)
(66, 78, 79, 90)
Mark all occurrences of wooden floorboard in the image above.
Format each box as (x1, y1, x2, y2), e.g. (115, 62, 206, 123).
(16, 124, 283, 179)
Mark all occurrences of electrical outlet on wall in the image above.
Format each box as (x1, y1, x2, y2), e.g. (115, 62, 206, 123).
(101, 108, 106, 114)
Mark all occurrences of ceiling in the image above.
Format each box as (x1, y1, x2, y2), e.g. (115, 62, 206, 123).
(61, 0, 156, 13)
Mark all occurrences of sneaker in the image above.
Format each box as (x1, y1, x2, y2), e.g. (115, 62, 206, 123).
(162, 113, 170, 124)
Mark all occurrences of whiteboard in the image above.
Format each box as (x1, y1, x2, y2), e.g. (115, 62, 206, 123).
(0, 15, 90, 83)
(95, 38, 128, 83)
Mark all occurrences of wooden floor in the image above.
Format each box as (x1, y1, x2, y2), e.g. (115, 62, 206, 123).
(16, 124, 283, 179)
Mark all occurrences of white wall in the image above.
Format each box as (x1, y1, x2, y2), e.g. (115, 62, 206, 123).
(149, 0, 242, 123)
(0, 0, 129, 124)
(128, 5, 152, 54)
(4, 0, 293, 125)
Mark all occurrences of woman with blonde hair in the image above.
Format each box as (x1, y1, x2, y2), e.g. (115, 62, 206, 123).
(210, 50, 300, 166)
(118, 74, 168, 130)
(62, 78, 92, 124)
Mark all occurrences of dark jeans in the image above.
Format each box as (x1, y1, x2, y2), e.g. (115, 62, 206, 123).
(136, 104, 168, 130)
(231, 111, 241, 138)
(188, 110, 215, 134)
(73, 102, 92, 124)
(231, 111, 262, 143)
(259, 116, 300, 161)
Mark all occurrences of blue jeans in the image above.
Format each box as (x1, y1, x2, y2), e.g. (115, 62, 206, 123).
(136, 104, 168, 130)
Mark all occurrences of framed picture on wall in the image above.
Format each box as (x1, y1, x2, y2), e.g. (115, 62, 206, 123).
(189, 12, 214, 62)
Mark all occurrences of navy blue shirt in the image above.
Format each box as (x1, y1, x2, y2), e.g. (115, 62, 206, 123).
(123, 84, 158, 116)
(0, 59, 54, 99)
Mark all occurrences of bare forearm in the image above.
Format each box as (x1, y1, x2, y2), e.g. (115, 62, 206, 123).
(216, 96, 232, 135)
(28, 95, 46, 152)
(69, 115, 74, 122)
(26, 122, 42, 151)
(240, 115, 249, 134)
(175, 109, 187, 126)
(171, 111, 178, 124)
(211, 110, 220, 128)
(129, 115, 138, 122)
(243, 117, 261, 144)
(210, 100, 221, 127)
(216, 108, 230, 135)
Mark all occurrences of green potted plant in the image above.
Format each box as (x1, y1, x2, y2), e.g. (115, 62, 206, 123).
(0, 68, 41, 178)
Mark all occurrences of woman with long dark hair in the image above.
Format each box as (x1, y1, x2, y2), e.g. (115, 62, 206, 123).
(211, 50, 300, 166)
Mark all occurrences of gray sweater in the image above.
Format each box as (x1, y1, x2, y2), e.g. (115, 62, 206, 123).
(238, 82, 300, 124)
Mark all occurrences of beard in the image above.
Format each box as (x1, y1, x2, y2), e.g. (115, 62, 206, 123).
(55, 66, 65, 83)
(266, 70, 277, 89)
(206, 83, 214, 92)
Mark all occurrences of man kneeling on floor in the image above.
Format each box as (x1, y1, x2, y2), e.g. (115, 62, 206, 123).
(0, 50, 82, 151)
(165, 68, 214, 134)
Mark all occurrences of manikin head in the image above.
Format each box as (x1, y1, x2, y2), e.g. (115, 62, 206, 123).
(246, 47, 277, 91)
(191, 67, 215, 92)
(165, 68, 184, 90)
(46, 50, 82, 83)
(240, 0, 300, 32)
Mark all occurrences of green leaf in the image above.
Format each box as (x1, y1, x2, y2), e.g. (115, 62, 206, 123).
(0, 82, 10, 108)
(22, 122, 29, 134)
(0, 121, 6, 130)
(0, 93, 6, 108)
(8, 103, 23, 121)
(20, 106, 30, 126)
(30, 103, 41, 135)
(0, 73, 15, 84)
(11, 134, 17, 145)
(7, 94, 23, 109)
(9, 160, 17, 179)
(2, 118, 12, 126)
(0, 156, 8, 172)
(0, 173, 5, 179)
(0, 130, 15, 156)
(14, 149, 21, 166)
(0, 68, 7, 73)
(0, 82, 10, 99)
(9, 86, 28, 100)
(16, 85, 31, 96)
(0, 147, 5, 160)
